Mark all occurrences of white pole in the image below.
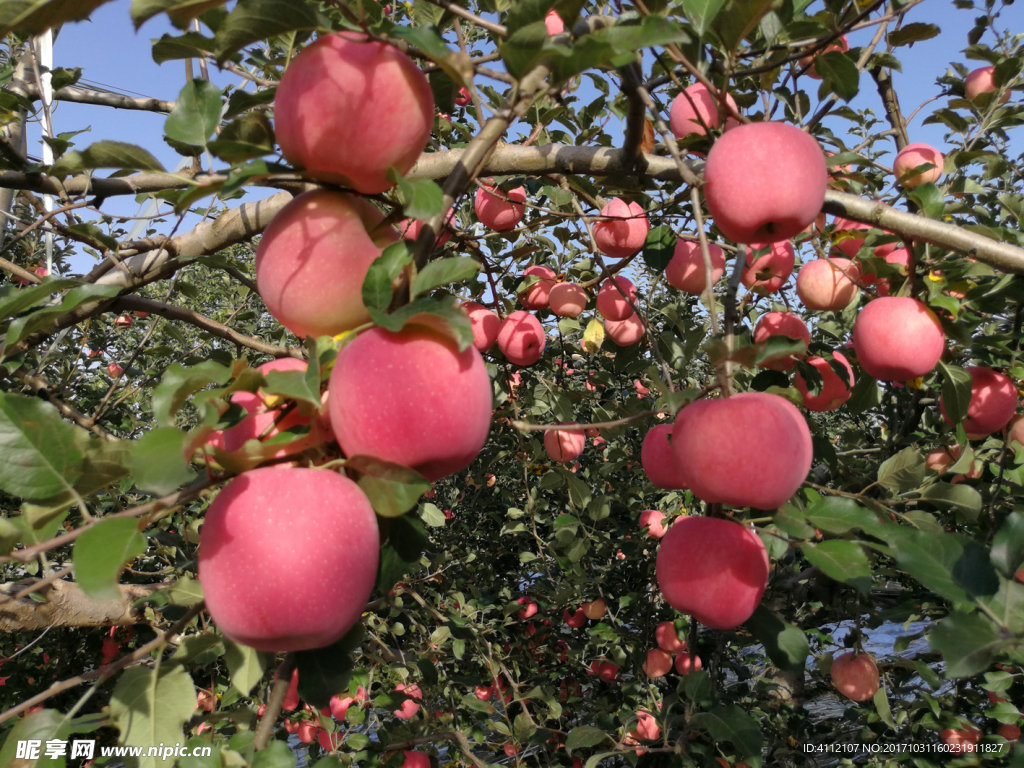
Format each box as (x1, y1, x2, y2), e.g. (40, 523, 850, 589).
(37, 31, 54, 276)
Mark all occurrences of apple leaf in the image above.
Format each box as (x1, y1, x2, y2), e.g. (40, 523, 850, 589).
(566, 726, 611, 754)
(682, 0, 728, 39)
(713, 0, 774, 52)
(390, 171, 444, 221)
(109, 665, 196, 763)
(876, 446, 925, 493)
(213, 0, 329, 65)
(991, 512, 1024, 577)
(801, 540, 872, 595)
(131, 0, 229, 30)
(208, 112, 274, 163)
(689, 705, 763, 766)
(815, 51, 860, 101)
(0, 0, 114, 36)
(347, 455, 430, 518)
(889, 22, 941, 47)
(929, 611, 1004, 677)
(50, 140, 166, 178)
(0, 392, 84, 501)
(73, 518, 147, 601)
(363, 242, 413, 312)
(938, 361, 973, 425)
(745, 605, 809, 673)
(411, 257, 481, 298)
(642, 225, 675, 272)
(886, 528, 999, 605)
(223, 640, 264, 696)
(165, 79, 224, 154)
(125, 427, 197, 495)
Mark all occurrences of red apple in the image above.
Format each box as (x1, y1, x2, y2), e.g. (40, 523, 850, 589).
(498, 311, 546, 365)
(596, 276, 637, 321)
(564, 607, 586, 628)
(318, 729, 342, 751)
(940, 726, 981, 754)
(851, 297, 944, 381)
(460, 301, 501, 352)
(516, 596, 539, 619)
(655, 621, 686, 653)
(605, 313, 645, 346)
(893, 143, 944, 188)
(589, 660, 620, 682)
(454, 87, 471, 106)
(274, 33, 433, 193)
(634, 711, 661, 740)
(329, 325, 492, 481)
(1008, 414, 1024, 448)
(704, 122, 827, 244)
(549, 282, 587, 317)
(794, 352, 855, 412)
(519, 265, 557, 310)
(582, 598, 607, 620)
(255, 189, 397, 339)
(742, 241, 796, 294)
(545, 422, 585, 462)
(669, 83, 738, 138)
(830, 652, 879, 701)
(106, 363, 123, 378)
(475, 684, 494, 701)
(198, 467, 379, 651)
(675, 653, 702, 675)
(796, 257, 861, 311)
(665, 239, 725, 294)
(643, 649, 673, 678)
(800, 35, 849, 79)
(671, 392, 813, 509)
(965, 65, 1009, 102)
(475, 181, 526, 231)
(401, 752, 430, 768)
(393, 683, 422, 720)
(998, 724, 1021, 741)
(399, 208, 456, 246)
(544, 9, 565, 34)
(657, 516, 769, 629)
(592, 198, 649, 259)
(862, 248, 911, 296)
(114, 315, 133, 328)
(297, 721, 320, 744)
(639, 509, 668, 539)
(940, 366, 1017, 438)
(753, 312, 810, 371)
(926, 445, 960, 474)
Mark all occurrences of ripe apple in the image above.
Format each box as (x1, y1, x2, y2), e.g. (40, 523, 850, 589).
(475, 684, 494, 701)
(851, 297, 945, 381)
(399, 208, 456, 246)
(454, 87, 471, 106)
(328, 686, 367, 720)
(318, 729, 342, 751)
(893, 143, 944, 188)
(255, 189, 397, 339)
(605, 313, 645, 346)
(516, 596, 539, 619)
(519, 265, 557, 310)
(582, 598, 607, 620)
(634, 711, 661, 740)
(329, 325, 492, 481)
(1008, 415, 1024, 448)
(297, 721, 320, 744)
(657, 516, 769, 629)
(862, 248, 911, 296)
(965, 65, 1009, 102)
(794, 352, 855, 412)
(475, 181, 526, 231)
(830, 652, 879, 701)
(596, 276, 637, 321)
(106, 363, 123, 377)
(987, 691, 1007, 705)
(831, 216, 873, 257)
(742, 241, 796, 294)
(401, 752, 430, 768)
(643, 649, 673, 678)
(675, 653, 702, 675)
(998, 724, 1021, 741)
(656, 621, 686, 653)
(393, 683, 422, 720)
(564, 607, 586, 627)
(549, 282, 587, 317)
(669, 83, 738, 138)
(800, 35, 849, 79)
(114, 315, 133, 328)
(796, 257, 861, 311)
(498, 310, 546, 365)
(198, 467, 379, 652)
(940, 725, 981, 753)
(460, 301, 501, 352)
(671, 392, 813, 509)
(274, 33, 433, 193)
(639, 509, 668, 539)
(941, 367, 1018, 437)
(544, 9, 565, 34)
(665, 239, 725, 294)
(753, 312, 810, 371)
(589, 660, 620, 682)
(704, 122, 827, 244)
(592, 198, 649, 259)
(544, 422, 586, 462)
(283, 670, 302, 709)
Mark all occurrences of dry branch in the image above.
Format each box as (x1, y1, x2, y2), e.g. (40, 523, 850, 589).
(0, 578, 161, 632)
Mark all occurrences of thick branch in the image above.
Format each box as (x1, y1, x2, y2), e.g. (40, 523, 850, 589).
(0, 578, 161, 632)
(22, 85, 176, 114)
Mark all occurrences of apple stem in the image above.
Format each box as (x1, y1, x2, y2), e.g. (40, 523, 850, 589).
(254, 653, 296, 750)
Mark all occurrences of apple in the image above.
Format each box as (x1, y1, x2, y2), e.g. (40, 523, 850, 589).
(657, 516, 769, 629)
(199, 467, 378, 651)
(643, 649, 673, 678)
(665, 240, 725, 294)
(393, 683, 422, 720)
(519, 265, 557, 310)
(800, 35, 849, 79)
(862, 248, 911, 296)
(675, 653, 702, 675)
(998, 724, 1021, 741)
(274, 33, 433, 193)
(255, 189, 397, 339)
(596, 276, 637, 321)
(743, 241, 796, 294)
(830, 652, 879, 701)
(399, 208, 456, 246)
(114, 315, 133, 328)
(656, 622, 686, 653)
(987, 691, 1007, 705)
(475, 181, 526, 231)
(893, 143, 944, 188)
(831, 216, 873, 257)
(297, 721, 320, 744)
(460, 301, 501, 352)
(475, 684, 494, 701)
(965, 65, 1009, 102)
(634, 711, 661, 741)
(401, 752, 430, 768)
(589, 660, 620, 682)
(704, 122, 827, 244)
(1008, 414, 1024, 448)
(605, 313, 645, 346)
(549, 282, 587, 317)
(328, 687, 367, 720)
(544, 9, 565, 34)
(940, 726, 981, 754)
(752, 312, 810, 371)
(106, 363, 123, 377)
(517, 596, 539, 619)
(941, 366, 1018, 437)
(318, 729, 342, 751)
(671, 392, 813, 509)
(669, 83, 738, 138)
(545, 422, 586, 462)
(796, 258, 861, 311)
(592, 198, 649, 259)
(795, 352, 855, 412)
(454, 87, 471, 106)
(196, 690, 216, 713)
(329, 325, 492, 481)
(582, 598, 607, 620)
(851, 297, 945, 381)
(498, 311, 546, 365)
(564, 607, 586, 628)
(639, 509, 668, 539)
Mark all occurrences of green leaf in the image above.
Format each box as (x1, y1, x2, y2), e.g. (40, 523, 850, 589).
(208, 112, 275, 163)
(846, 373, 881, 414)
(4, 283, 123, 350)
(161, 574, 205, 606)
(375, 515, 427, 596)
(917, 482, 982, 522)
(252, 741, 296, 768)
(363, 241, 413, 312)
(369, 297, 475, 353)
(165, 79, 223, 153)
(420, 502, 446, 528)
(815, 50, 860, 101)
(887, 528, 999, 605)
(0, 392, 82, 500)
(689, 705, 763, 764)
(411, 257, 481, 298)
(0, 709, 68, 767)
(261, 368, 320, 409)
(390, 171, 445, 221)
(938, 361, 973, 426)
(714, 0, 774, 52)
(929, 611, 1004, 678)
(125, 427, 197, 495)
(49, 140, 165, 177)
(0, 0, 114, 36)
(0, 278, 82, 323)
(888, 22, 941, 47)
(566, 725, 611, 754)
(347, 455, 430, 517)
(132, 0, 228, 29)
(213, 0, 329, 64)
(73, 518, 147, 601)
(295, 625, 363, 708)
(682, 0, 727, 38)
(151, 31, 216, 63)
(224, 640, 264, 696)
(152, 360, 234, 426)
(873, 688, 896, 730)
(110, 665, 196, 768)
(876, 446, 926, 493)
(744, 605, 809, 673)
(602, 14, 691, 53)
(804, 496, 883, 537)
(801, 540, 872, 594)
(642, 225, 675, 272)
(992, 512, 1024, 578)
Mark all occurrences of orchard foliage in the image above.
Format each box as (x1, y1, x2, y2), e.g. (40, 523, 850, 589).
(0, 0, 1022, 767)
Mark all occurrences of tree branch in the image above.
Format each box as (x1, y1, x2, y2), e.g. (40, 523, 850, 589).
(0, 578, 162, 632)
(22, 85, 176, 114)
